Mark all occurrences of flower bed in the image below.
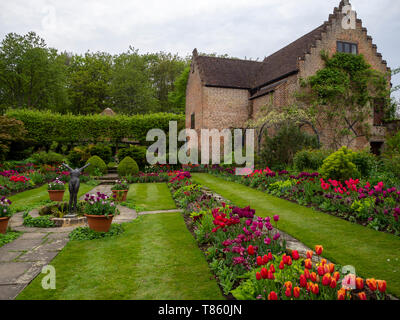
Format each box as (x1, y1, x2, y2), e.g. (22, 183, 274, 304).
(207, 166, 400, 236)
(125, 172, 170, 183)
(166, 171, 391, 300)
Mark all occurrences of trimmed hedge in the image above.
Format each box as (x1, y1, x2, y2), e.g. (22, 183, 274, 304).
(118, 156, 139, 176)
(85, 156, 107, 175)
(117, 145, 146, 169)
(6, 109, 185, 145)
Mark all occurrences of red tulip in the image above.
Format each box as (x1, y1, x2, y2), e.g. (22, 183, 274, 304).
(358, 292, 367, 300)
(267, 270, 275, 280)
(317, 265, 325, 276)
(262, 254, 269, 264)
(300, 274, 307, 288)
(311, 283, 319, 295)
(333, 272, 341, 282)
(285, 287, 291, 297)
(268, 252, 273, 261)
(256, 256, 263, 266)
(366, 279, 377, 292)
(284, 281, 293, 290)
(356, 278, 364, 290)
(310, 272, 317, 283)
(287, 257, 293, 266)
(268, 291, 278, 300)
(247, 245, 255, 255)
(256, 272, 262, 280)
(322, 274, 331, 286)
(378, 280, 387, 293)
(304, 269, 310, 279)
(292, 250, 299, 260)
(315, 245, 323, 256)
(279, 260, 285, 270)
(304, 259, 312, 270)
(306, 250, 313, 259)
(293, 287, 300, 298)
(337, 289, 346, 300)
(282, 254, 288, 264)
(260, 267, 268, 279)
(330, 278, 337, 289)
(321, 258, 327, 265)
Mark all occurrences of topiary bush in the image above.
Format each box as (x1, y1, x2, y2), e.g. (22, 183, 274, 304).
(85, 156, 107, 176)
(293, 149, 331, 171)
(320, 146, 360, 181)
(117, 156, 139, 177)
(117, 145, 147, 169)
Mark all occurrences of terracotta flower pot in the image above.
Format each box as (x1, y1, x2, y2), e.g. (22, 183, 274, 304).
(0, 216, 10, 234)
(85, 214, 114, 232)
(48, 190, 65, 201)
(111, 190, 128, 202)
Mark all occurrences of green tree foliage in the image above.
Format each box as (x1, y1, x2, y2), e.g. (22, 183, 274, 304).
(145, 52, 189, 112)
(111, 48, 159, 114)
(117, 146, 147, 169)
(298, 52, 390, 149)
(0, 32, 68, 111)
(0, 115, 27, 160)
(118, 156, 139, 176)
(168, 66, 190, 113)
(260, 122, 319, 170)
(293, 149, 331, 171)
(320, 146, 360, 181)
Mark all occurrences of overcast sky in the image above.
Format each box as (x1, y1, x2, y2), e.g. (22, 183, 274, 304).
(0, 0, 399, 98)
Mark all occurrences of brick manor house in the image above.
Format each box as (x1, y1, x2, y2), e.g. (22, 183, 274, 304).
(185, 0, 392, 154)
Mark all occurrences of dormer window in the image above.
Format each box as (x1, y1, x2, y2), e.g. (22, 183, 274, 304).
(337, 41, 358, 54)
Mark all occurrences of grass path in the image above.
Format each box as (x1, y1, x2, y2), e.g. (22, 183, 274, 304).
(192, 173, 400, 297)
(9, 182, 98, 211)
(126, 183, 177, 211)
(17, 212, 223, 300)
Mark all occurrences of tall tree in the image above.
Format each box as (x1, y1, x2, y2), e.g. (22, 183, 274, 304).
(111, 48, 159, 114)
(67, 52, 113, 114)
(168, 66, 190, 114)
(0, 32, 68, 111)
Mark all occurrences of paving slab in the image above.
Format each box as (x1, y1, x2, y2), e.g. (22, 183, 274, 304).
(39, 239, 69, 251)
(17, 249, 59, 263)
(19, 233, 48, 240)
(0, 262, 35, 285)
(0, 251, 22, 262)
(1, 238, 43, 251)
(0, 284, 25, 300)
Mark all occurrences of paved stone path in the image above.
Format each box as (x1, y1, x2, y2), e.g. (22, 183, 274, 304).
(0, 184, 137, 300)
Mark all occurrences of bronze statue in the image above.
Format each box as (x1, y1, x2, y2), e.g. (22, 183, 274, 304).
(62, 163, 91, 216)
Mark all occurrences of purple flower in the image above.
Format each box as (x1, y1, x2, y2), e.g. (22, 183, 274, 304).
(264, 237, 271, 245)
(273, 215, 280, 222)
(273, 232, 280, 241)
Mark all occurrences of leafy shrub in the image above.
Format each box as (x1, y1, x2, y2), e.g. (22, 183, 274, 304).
(69, 224, 124, 240)
(23, 212, 55, 228)
(352, 150, 377, 177)
(67, 146, 88, 167)
(118, 156, 139, 177)
(293, 149, 330, 171)
(320, 146, 360, 181)
(383, 131, 400, 156)
(260, 123, 319, 171)
(382, 154, 400, 178)
(107, 162, 116, 169)
(84, 156, 107, 176)
(89, 143, 113, 163)
(117, 146, 147, 169)
(31, 151, 64, 166)
(0, 115, 27, 161)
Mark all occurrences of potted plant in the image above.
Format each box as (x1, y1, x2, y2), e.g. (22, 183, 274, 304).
(83, 192, 119, 232)
(48, 178, 66, 201)
(0, 196, 13, 234)
(111, 179, 129, 202)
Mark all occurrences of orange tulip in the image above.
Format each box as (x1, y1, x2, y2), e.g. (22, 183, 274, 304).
(285, 281, 293, 290)
(333, 271, 341, 282)
(285, 287, 292, 297)
(377, 280, 387, 293)
(311, 283, 319, 295)
(321, 258, 327, 265)
(306, 250, 313, 259)
(287, 256, 293, 266)
(322, 273, 331, 286)
(315, 245, 323, 256)
(337, 288, 346, 300)
(293, 287, 300, 298)
(328, 263, 335, 273)
(366, 278, 377, 292)
(310, 272, 317, 283)
(358, 292, 367, 300)
(330, 278, 337, 289)
(356, 277, 364, 290)
(305, 259, 312, 270)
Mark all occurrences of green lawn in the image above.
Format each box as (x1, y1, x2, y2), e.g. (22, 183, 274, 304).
(126, 183, 176, 211)
(17, 212, 223, 300)
(9, 182, 99, 211)
(192, 173, 400, 297)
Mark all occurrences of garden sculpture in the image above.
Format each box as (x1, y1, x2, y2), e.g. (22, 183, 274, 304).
(62, 163, 91, 216)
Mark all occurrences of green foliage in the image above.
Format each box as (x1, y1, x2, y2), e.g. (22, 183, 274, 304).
(117, 145, 146, 169)
(352, 150, 377, 177)
(0, 116, 27, 161)
(85, 156, 107, 176)
(0, 231, 22, 248)
(31, 151, 64, 165)
(260, 123, 319, 170)
(88, 143, 112, 164)
(23, 212, 55, 228)
(320, 146, 360, 180)
(0, 32, 69, 112)
(382, 155, 400, 178)
(69, 224, 124, 241)
(293, 149, 331, 171)
(168, 66, 190, 113)
(384, 131, 400, 156)
(6, 109, 184, 146)
(107, 162, 116, 169)
(67, 146, 89, 167)
(117, 156, 139, 177)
